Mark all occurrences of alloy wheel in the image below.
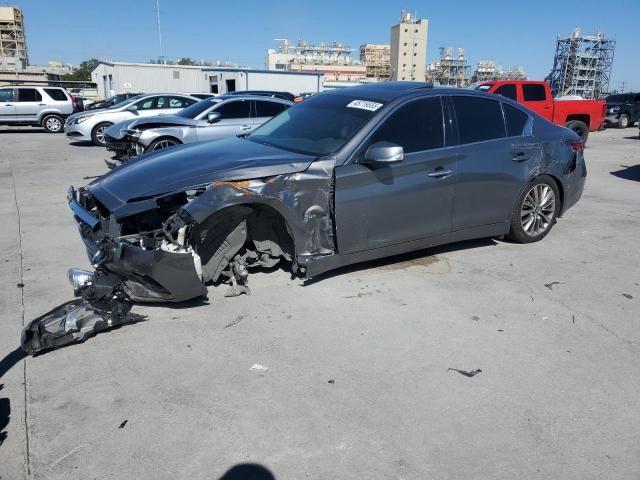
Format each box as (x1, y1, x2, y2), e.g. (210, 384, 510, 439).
(152, 139, 178, 150)
(95, 126, 107, 144)
(520, 183, 556, 237)
(46, 117, 62, 132)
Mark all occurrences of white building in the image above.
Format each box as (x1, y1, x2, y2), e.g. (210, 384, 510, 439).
(91, 61, 323, 99)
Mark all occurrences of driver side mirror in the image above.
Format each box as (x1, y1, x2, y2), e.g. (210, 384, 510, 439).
(126, 104, 138, 112)
(362, 141, 404, 164)
(207, 112, 222, 124)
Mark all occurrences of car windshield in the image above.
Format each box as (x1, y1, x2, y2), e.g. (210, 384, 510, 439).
(606, 94, 630, 103)
(176, 98, 221, 118)
(247, 93, 384, 156)
(107, 95, 144, 110)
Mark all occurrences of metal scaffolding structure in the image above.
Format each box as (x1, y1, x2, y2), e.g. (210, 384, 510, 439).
(0, 6, 28, 68)
(426, 48, 471, 87)
(547, 28, 615, 99)
(471, 61, 527, 83)
(360, 44, 390, 79)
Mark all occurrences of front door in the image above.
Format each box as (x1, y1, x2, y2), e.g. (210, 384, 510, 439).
(335, 97, 456, 254)
(196, 99, 252, 141)
(0, 87, 15, 121)
(14, 87, 43, 122)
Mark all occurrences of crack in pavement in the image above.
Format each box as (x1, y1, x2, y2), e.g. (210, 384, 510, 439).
(10, 157, 30, 478)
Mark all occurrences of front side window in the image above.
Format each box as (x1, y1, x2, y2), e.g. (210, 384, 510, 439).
(248, 94, 385, 156)
(522, 84, 547, 102)
(366, 97, 444, 154)
(503, 103, 529, 137)
(215, 100, 251, 119)
(254, 100, 289, 118)
(135, 97, 158, 110)
(494, 84, 517, 101)
(17, 88, 42, 102)
(0, 88, 13, 102)
(452, 96, 506, 144)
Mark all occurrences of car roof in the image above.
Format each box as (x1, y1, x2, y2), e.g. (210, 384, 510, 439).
(217, 94, 293, 104)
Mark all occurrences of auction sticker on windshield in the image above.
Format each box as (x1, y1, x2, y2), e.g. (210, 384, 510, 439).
(346, 100, 384, 112)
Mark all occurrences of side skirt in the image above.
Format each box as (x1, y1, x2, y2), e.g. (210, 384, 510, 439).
(304, 222, 508, 278)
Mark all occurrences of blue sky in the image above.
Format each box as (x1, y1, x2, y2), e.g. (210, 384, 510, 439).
(16, 0, 640, 91)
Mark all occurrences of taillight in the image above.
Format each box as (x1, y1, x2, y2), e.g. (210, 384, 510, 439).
(568, 140, 584, 151)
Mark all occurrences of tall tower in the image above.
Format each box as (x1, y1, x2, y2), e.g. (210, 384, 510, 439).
(390, 10, 428, 81)
(0, 6, 28, 69)
(547, 28, 615, 99)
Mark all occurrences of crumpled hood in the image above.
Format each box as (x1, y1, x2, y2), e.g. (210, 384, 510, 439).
(88, 137, 316, 214)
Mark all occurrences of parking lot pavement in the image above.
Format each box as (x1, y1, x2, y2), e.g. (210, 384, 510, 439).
(0, 126, 639, 479)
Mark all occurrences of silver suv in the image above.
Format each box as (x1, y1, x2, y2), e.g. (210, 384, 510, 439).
(0, 86, 74, 133)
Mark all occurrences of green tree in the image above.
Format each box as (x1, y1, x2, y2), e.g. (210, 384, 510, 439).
(62, 58, 100, 81)
(177, 57, 196, 66)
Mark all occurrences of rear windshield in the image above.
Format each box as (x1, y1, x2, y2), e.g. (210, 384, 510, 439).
(248, 94, 385, 156)
(176, 98, 220, 118)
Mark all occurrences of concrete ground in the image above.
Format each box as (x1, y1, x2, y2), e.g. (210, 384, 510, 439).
(0, 125, 639, 480)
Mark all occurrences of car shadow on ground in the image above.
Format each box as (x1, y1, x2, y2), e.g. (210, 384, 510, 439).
(623, 136, 639, 140)
(0, 128, 44, 134)
(0, 386, 9, 448)
(303, 237, 499, 286)
(217, 463, 276, 480)
(0, 348, 27, 381)
(69, 141, 95, 147)
(611, 164, 640, 182)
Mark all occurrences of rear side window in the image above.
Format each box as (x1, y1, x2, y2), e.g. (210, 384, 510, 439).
(493, 84, 517, 101)
(503, 103, 529, 137)
(254, 100, 289, 117)
(216, 100, 251, 119)
(17, 88, 42, 102)
(168, 96, 195, 108)
(452, 96, 505, 144)
(44, 88, 68, 101)
(368, 97, 444, 153)
(522, 84, 547, 102)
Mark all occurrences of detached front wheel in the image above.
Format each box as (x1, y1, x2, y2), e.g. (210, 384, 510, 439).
(507, 176, 560, 243)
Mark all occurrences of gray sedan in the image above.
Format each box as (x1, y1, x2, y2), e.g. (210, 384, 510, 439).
(103, 95, 292, 159)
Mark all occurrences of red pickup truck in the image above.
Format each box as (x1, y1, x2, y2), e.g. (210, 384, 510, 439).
(474, 80, 606, 143)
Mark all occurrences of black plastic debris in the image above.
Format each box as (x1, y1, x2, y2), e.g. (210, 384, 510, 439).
(622, 293, 633, 300)
(16, 283, 24, 288)
(448, 368, 482, 378)
(118, 420, 128, 429)
(544, 281, 563, 291)
(328, 379, 335, 384)
(21, 299, 146, 355)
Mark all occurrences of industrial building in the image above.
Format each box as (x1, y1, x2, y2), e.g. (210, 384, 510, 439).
(265, 39, 366, 81)
(426, 48, 471, 87)
(0, 6, 27, 69)
(471, 60, 527, 83)
(547, 28, 615, 99)
(390, 11, 428, 81)
(91, 61, 323, 99)
(360, 44, 390, 79)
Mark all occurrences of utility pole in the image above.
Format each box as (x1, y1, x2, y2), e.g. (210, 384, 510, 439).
(156, 0, 165, 64)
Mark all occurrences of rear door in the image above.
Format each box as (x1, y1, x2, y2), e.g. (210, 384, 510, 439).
(0, 87, 15, 121)
(521, 83, 552, 121)
(196, 99, 252, 141)
(334, 96, 456, 254)
(253, 99, 289, 128)
(14, 88, 44, 122)
(449, 95, 534, 230)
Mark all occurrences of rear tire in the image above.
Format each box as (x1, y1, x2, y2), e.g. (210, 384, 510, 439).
(91, 122, 113, 146)
(617, 114, 630, 129)
(506, 176, 560, 244)
(42, 114, 64, 133)
(565, 120, 589, 144)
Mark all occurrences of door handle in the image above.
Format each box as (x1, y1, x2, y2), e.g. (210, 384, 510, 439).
(427, 168, 452, 178)
(240, 125, 252, 131)
(38, 103, 46, 106)
(4, 104, 13, 106)
(512, 152, 529, 162)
